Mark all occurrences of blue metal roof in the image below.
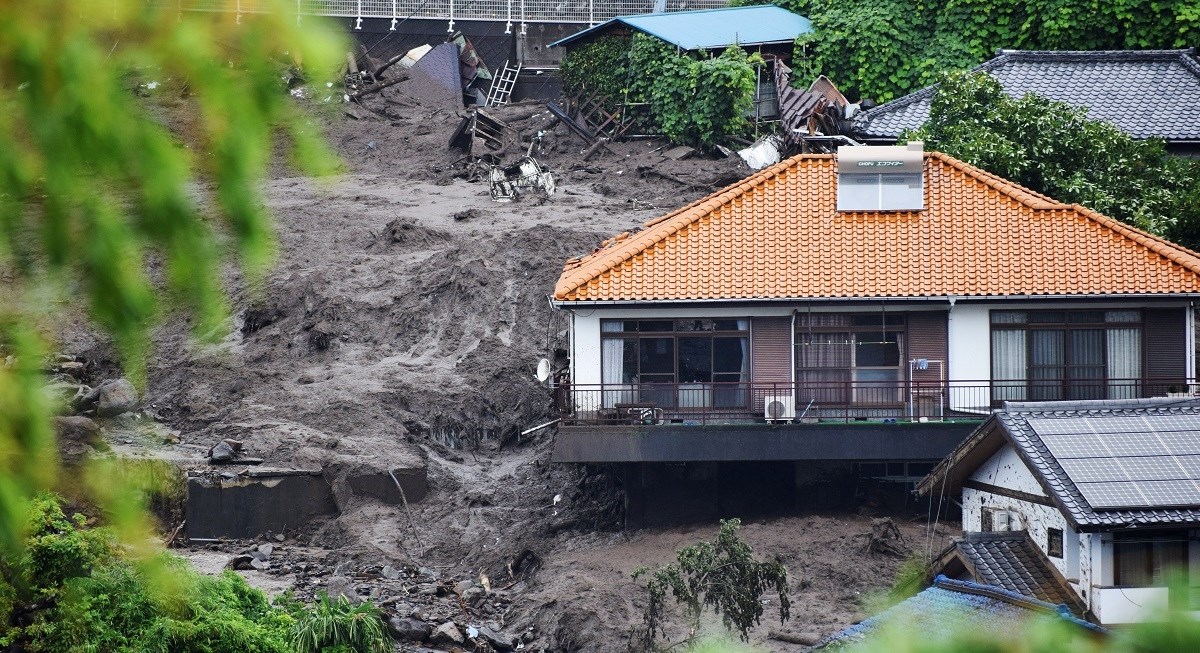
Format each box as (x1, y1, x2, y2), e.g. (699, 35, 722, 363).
(814, 576, 1103, 649)
(549, 5, 812, 51)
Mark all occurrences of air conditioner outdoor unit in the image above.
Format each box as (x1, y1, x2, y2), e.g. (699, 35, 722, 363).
(764, 395, 796, 422)
(994, 510, 1024, 532)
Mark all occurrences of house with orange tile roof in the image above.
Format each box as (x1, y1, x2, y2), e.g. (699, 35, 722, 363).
(549, 144, 1200, 519)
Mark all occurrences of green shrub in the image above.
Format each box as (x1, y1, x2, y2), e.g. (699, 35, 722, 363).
(293, 593, 391, 653)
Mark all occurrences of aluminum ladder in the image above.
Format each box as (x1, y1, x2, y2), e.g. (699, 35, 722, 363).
(485, 60, 522, 107)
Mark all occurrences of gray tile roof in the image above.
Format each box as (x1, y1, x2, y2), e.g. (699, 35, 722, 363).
(854, 49, 1200, 142)
(998, 397, 1200, 529)
(813, 576, 1102, 649)
(953, 532, 1084, 613)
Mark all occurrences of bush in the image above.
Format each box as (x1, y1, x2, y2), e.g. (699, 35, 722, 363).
(2, 493, 373, 653)
(293, 593, 391, 653)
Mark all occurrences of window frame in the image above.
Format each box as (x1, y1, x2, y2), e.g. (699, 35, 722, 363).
(1047, 528, 1064, 558)
(1113, 530, 1190, 588)
(599, 319, 751, 409)
(795, 314, 907, 405)
(989, 309, 1143, 403)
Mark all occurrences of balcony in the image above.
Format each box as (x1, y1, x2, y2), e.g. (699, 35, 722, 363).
(556, 379, 1193, 426)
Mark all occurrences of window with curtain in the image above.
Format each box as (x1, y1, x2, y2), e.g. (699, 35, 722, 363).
(1114, 531, 1189, 587)
(794, 313, 905, 404)
(990, 310, 1142, 403)
(599, 319, 750, 408)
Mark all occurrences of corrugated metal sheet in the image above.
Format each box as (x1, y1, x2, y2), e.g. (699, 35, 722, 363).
(550, 5, 812, 50)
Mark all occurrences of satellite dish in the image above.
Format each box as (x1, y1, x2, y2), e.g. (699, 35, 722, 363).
(535, 358, 551, 383)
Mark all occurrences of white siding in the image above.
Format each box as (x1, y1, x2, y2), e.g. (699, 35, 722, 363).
(963, 446, 1075, 580)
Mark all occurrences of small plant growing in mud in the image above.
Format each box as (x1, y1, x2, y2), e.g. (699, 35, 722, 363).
(292, 592, 391, 653)
(632, 518, 790, 650)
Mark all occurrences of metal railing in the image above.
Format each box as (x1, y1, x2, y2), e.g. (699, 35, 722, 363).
(556, 379, 1198, 426)
(156, 0, 725, 25)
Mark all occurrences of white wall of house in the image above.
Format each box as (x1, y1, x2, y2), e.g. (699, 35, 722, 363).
(963, 445, 1075, 579)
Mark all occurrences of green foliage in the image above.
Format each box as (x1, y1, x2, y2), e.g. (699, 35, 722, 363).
(632, 519, 790, 649)
(557, 35, 632, 103)
(2, 494, 395, 653)
(292, 593, 391, 653)
(0, 0, 344, 569)
(730, 0, 1200, 103)
(560, 33, 761, 148)
(626, 35, 762, 147)
(908, 70, 1200, 244)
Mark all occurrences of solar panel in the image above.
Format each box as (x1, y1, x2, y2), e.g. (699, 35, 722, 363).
(1026, 413, 1200, 510)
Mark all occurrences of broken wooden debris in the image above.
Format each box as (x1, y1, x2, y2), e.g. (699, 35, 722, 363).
(545, 101, 594, 143)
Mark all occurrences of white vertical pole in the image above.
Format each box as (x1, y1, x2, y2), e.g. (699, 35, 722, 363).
(448, 0, 455, 32)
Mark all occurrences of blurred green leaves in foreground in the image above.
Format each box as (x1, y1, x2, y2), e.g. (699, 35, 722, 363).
(0, 0, 344, 566)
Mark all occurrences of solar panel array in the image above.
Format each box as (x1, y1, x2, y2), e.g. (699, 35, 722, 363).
(1026, 414, 1200, 510)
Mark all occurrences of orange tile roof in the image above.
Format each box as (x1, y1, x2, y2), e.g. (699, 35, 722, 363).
(554, 151, 1200, 302)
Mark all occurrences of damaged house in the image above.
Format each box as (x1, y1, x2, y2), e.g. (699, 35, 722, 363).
(854, 49, 1200, 156)
(918, 398, 1200, 625)
(551, 143, 1200, 526)
(550, 5, 813, 125)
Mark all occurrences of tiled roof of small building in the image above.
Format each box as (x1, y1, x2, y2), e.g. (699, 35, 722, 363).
(998, 399, 1200, 529)
(854, 49, 1200, 141)
(813, 576, 1101, 649)
(553, 151, 1200, 302)
(952, 532, 1083, 613)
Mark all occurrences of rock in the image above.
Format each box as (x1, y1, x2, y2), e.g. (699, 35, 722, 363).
(208, 441, 236, 462)
(476, 625, 517, 651)
(52, 415, 102, 465)
(250, 550, 269, 562)
(387, 616, 432, 642)
(249, 557, 269, 571)
(381, 565, 402, 580)
(256, 543, 274, 557)
(226, 554, 255, 571)
(325, 576, 362, 603)
(454, 579, 475, 594)
(274, 533, 286, 542)
(94, 378, 138, 417)
(432, 622, 464, 645)
(462, 587, 486, 606)
(416, 583, 438, 595)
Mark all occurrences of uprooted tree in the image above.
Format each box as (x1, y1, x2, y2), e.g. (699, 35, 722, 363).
(632, 519, 790, 650)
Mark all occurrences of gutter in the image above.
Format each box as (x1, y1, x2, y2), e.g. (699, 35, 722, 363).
(550, 293, 1200, 308)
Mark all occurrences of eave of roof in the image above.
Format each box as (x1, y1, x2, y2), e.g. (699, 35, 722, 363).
(549, 5, 812, 50)
(553, 151, 1200, 303)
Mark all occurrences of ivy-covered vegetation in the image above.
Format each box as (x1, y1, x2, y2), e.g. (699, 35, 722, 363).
(908, 71, 1200, 249)
(728, 0, 1200, 103)
(1, 494, 391, 653)
(557, 34, 762, 148)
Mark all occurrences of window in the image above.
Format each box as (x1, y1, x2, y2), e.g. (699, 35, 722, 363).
(796, 313, 905, 404)
(837, 172, 924, 211)
(991, 310, 1142, 403)
(1047, 528, 1064, 558)
(600, 319, 749, 408)
(1114, 531, 1189, 587)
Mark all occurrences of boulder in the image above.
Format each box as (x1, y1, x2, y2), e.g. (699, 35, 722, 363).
(94, 378, 138, 417)
(476, 625, 517, 651)
(208, 441, 236, 462)
(431, 622, 464, 645)
(52, 415, 101, 465)
(325, 576, 362, 604)
(386, 616, 432, 642)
